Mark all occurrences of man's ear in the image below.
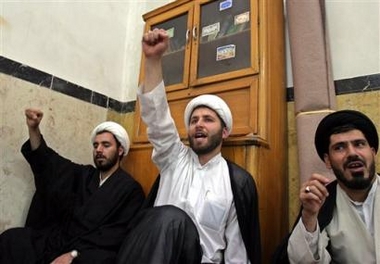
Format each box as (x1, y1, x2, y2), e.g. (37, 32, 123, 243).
(324, 153, 331, 169)
(118, 146, 124, 157)
(371, 147, 376, 156)
(222, 127, 229, 139)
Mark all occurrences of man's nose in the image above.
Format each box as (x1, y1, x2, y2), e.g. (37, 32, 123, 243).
(347, 143, 358, 156)
(95, 145, 104, 152)
(195, 119, 204, 127)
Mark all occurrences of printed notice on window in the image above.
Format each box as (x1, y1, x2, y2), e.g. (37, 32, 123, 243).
(202, 22, 220, 37)
(166, 27, 175, 38)
(235, 12, 250, 25)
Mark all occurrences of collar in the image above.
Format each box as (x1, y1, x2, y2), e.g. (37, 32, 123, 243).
(191, 150, 222, 168)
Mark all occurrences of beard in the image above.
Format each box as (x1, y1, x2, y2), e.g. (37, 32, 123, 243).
(332, 158, 376, 190)
(93, 152, 119, 172)
(188, 128, 223, 155)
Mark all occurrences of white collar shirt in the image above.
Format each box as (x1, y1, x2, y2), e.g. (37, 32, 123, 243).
(138, 82, 248, 264)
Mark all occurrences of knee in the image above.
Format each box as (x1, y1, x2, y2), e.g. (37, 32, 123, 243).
(152, 205, 191, 223)
(0, 227, 26, 244)
(0, 227, 24, 238)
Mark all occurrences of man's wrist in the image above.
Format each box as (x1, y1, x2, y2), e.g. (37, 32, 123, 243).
(301, 212, 318, 232)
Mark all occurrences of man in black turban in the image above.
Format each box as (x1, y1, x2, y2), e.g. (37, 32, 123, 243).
(314, 110, 379, 161)
(279, 110, 380, 263)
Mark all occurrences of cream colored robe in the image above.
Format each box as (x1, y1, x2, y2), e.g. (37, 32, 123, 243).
(288, 177, 380, 263)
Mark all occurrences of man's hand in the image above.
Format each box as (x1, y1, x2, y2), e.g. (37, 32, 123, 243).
(25, 108, 43, 150)
(300, 173, 331, 232)
(142, 28, 169, 59)
(50, 252, 75, 264)
(25, 108, 43, 130)
(141, 28, 170, 93)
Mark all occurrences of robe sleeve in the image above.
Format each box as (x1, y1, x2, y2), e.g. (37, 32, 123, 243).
(22, 136, 82, 229)
(137, 82, 183, 171)
(288, 219, 332, 263)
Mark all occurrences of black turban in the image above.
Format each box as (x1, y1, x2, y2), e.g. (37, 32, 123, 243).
(314, 110, 379, 160)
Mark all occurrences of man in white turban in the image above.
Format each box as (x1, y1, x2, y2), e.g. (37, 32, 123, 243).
(116, 28, 260, 264)
(0, 109, 144, 264)
(91, 121, 130, 157)
(184, 94, 233, 134)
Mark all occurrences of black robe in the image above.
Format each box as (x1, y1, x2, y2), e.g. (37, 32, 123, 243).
(0, 138, 145, 264)
(144, 160, 261, 264)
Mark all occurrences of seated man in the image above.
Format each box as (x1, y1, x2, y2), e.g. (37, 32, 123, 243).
(116, 28, 261, 264)
(285, 110, 380, 263)
(0, 108, 145, 264)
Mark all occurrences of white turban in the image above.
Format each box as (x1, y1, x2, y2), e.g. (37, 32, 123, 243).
(90, 121, 130, 156)
(184, 94, 233, 134)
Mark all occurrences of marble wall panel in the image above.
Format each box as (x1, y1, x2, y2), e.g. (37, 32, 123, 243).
(0, 73, 107, 231)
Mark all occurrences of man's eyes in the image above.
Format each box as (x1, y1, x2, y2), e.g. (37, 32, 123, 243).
(333, 145, 345, 151)
(332, 141, 367, 151)
(93, 143, 111, 148)
(355, 141, 367, 147)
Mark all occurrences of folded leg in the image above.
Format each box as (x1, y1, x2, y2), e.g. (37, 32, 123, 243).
(116, 205, 202, 264)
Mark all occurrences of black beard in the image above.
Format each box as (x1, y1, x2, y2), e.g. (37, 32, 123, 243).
(94, 152, 119, 172)
(188, 129, 223, 155)
(332, 160, 376, 190)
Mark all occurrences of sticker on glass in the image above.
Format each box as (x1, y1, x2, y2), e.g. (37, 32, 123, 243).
(216, 44, 236, 61)
(219, 0, 233, 11)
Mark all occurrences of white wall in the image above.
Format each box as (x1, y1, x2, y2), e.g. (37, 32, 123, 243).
(326, 0, 380, 79)
(285, 0, 380, 87)
(0, 0, 171, 102)
(1, 1, 379, 96)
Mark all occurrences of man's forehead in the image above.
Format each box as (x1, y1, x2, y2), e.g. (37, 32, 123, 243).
(329, 129, 366, 143)
(94, 131, 117, 141)
(190, 106, 217, 117)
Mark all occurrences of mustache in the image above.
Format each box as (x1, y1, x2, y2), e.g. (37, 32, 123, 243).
(95, 154, 106, 159)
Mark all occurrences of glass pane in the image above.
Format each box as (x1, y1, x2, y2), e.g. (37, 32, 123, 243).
(198, 0, 251, 78)
(153, 13, 188, 87)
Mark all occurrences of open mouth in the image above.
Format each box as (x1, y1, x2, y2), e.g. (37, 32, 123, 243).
(194, 132, 207, 138)
(346, 161, 364, 173)
(193, 131, 207, 143)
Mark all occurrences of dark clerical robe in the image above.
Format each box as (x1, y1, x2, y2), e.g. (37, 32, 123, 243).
(0, 137, 145, 264)
(123, 160, 261, 264)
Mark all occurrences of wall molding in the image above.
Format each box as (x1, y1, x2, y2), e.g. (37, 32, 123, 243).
(0, 56, 135, 113)
(286, 73, 380, 102)
(1, 56, 379, 109)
